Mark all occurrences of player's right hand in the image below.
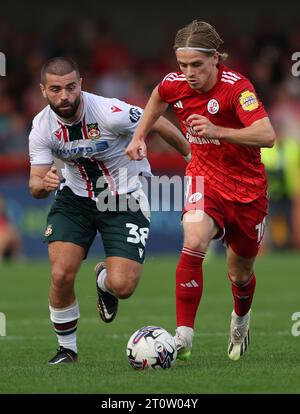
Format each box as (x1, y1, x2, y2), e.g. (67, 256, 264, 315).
(125, 138, 147, 160)
(42, 165, 60, 192)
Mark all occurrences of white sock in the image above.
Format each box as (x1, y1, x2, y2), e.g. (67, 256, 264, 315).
(232, 310, 249, 326)
(97, 267, 108, 292)
(175, 326, 194, 347)
(49, 301, 80, 354)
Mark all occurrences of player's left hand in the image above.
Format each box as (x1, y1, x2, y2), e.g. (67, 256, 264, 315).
(186, 114, 220, 139)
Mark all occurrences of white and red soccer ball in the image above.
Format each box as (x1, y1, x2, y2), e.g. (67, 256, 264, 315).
(126, 326, 177, 370)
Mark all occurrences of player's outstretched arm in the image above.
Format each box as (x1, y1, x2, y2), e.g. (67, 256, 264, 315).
(151, 116, 190, 158)
(125, 86, 169, 160)
(29, 165, 60, 199)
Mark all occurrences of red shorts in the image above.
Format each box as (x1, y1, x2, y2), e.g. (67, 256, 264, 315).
(183, 182, 268, 258)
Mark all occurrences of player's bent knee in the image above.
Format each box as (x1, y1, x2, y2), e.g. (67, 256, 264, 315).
(118, 290, 134, 300)
(110, 281, 136, 299)
(51, 269, 76, 289)
(228, 271, 253, 286)
(116, 285, 135, 299)
(184, 236, 209, 252)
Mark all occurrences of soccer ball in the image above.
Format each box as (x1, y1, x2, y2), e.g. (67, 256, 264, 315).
(126, 326, 177, 370)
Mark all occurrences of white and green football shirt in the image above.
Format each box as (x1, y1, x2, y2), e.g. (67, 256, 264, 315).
(29, 91, 151, 199)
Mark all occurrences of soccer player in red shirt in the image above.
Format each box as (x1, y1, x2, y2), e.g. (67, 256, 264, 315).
(125, 20, 275, 361)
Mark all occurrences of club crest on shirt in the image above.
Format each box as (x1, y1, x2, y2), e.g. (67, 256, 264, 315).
(207, 99, 219, 114)
(239, 90, 259, 111)
(87, 123, 101, 139)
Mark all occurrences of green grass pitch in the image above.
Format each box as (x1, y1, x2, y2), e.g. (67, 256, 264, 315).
(0, 252, 299, 394)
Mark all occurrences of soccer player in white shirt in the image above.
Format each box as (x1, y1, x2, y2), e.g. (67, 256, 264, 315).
(29, 57, 190, 364)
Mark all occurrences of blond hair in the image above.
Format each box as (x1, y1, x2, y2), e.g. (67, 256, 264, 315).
(174, 20, 228, 61)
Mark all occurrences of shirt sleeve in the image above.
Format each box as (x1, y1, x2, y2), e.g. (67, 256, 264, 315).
(29, 124, 53, 165)
(231, 79, 268, 127)
(106, 99, 144, 136)
(157, 72, 184, 103)
(158, 80, 167, 102)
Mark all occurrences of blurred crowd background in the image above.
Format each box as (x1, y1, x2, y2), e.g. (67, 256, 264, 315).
(1, 1, 300, 259)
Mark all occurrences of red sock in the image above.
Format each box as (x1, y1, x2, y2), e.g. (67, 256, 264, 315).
(176, 247, 205, 328)
(230, 273, 256, 316)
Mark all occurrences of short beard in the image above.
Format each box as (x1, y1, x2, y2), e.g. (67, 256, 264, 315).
(49, 94, 81, 119)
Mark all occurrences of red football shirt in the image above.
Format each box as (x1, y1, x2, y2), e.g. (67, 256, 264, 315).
(158, 64, 268, 203)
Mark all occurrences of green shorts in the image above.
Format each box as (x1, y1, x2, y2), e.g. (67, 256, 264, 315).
(44, 186, 150, 264)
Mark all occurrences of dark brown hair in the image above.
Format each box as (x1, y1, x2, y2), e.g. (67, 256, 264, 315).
(41, 57, 80, 84)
